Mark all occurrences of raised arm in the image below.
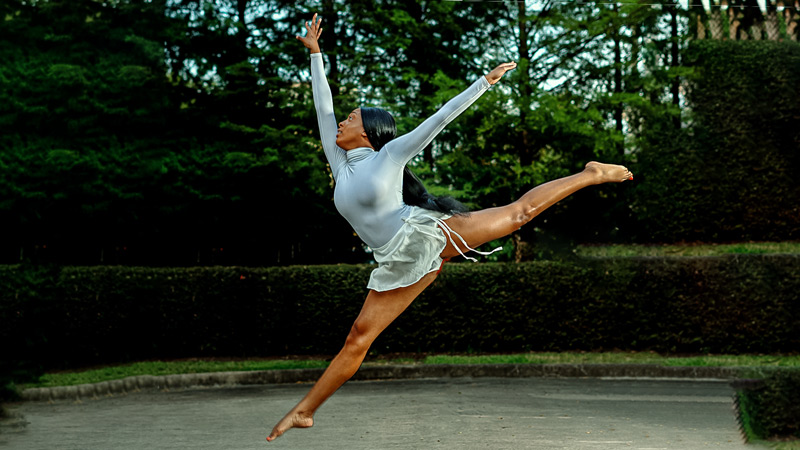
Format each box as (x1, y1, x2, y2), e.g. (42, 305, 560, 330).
(297, 14, 346, 179)
(383, 61, 517, 167)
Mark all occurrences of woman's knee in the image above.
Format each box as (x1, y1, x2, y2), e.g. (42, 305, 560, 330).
(343, 321, 373, 354)
(508, 201, 536, 229)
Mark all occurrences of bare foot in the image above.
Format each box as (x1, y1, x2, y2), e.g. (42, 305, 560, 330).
(583, 161, 633, 184)
(267, 410, 314, 442)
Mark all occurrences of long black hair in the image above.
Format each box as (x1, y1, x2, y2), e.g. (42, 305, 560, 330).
(360, 106, 469, 215)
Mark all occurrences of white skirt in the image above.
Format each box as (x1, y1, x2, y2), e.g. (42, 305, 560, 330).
(366, 207, 501, 292)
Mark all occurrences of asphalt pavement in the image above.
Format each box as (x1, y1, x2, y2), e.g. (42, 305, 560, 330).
(1, 377, 748, 450)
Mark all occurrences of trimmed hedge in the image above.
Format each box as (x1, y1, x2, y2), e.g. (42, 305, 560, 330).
(0, 264, 58, 399)
(735, 370, 800, 442)
(631, 40, 800, 242)
(1, 255, 799, 371)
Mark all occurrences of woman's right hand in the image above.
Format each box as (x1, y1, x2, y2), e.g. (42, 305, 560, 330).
(485, 61, 517, 85)
(296, 13, 322, 54)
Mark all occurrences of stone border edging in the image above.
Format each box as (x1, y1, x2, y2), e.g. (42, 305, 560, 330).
(21, 363, 776, 402)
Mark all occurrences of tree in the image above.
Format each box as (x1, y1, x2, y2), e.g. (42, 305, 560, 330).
(0, 0, 358, 265)
(418, 1, 689, 259)
(0, 0, 703, 265)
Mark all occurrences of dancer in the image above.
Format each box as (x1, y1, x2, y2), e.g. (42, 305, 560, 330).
(267, 14, 633, 442)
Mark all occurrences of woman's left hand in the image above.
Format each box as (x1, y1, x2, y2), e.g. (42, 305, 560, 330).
(296, 13, 323, 54)
(485, 62, 517, 85)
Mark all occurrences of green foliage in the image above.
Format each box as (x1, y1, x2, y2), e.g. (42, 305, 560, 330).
(425, 2, 688, 254)
(0, 0, 507, 265)
(735, 371, 800, 442)
(2, 255, 798, 373)
(0, 264, 59, 401)
(1, 0, 798, 267)
(0, 0, 361, 266)
(631, 40, 800, 242)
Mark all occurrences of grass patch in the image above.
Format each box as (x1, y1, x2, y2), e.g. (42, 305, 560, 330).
(576, 242, 800, 257)
(423, 353, 800, 367)
(29, 359, 330, 389)
(21, 352, 800, 389)
(767, 442, 800, 450)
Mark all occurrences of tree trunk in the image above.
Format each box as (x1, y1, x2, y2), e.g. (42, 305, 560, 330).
(321, 0, 339, 91)
(518, 0, 532, 167)
(237, 0, 248, 53)
(514, 0, 534, 263)
(408, 1, 436, 167)
(670, 1, 681, 130)
(613, 3, 624, 157)
(629, 22, 641, 134)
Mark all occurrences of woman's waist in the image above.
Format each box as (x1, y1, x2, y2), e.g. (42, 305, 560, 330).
(360, 206, 453, 251)
(342, 207, 415, 249)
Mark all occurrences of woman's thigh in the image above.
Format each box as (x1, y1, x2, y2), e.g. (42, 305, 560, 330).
(351, 270, 439, 342)
(439, 204, 526, 260)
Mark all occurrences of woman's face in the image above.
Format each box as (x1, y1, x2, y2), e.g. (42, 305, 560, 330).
(336, 108, 370, 150)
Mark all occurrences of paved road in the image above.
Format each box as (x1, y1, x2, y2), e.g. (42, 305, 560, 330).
(1, 377, 747, 450)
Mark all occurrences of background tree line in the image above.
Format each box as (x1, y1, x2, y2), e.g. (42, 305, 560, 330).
(1, 0, 798, 266)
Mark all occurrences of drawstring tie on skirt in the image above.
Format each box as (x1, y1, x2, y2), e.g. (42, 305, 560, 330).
(408, 214, 503, 262)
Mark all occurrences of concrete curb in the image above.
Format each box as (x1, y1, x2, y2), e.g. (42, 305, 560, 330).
(20, 363, 778, 403)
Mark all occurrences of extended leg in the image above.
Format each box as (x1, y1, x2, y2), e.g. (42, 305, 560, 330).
(267, 270, 439, 441)
(440, 161, 632, 258)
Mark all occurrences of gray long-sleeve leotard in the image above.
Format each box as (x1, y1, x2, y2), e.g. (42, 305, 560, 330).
(310, 52, 490, 249)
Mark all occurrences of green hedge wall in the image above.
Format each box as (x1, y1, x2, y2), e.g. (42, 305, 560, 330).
(0, 264, 60, 398)
(1, 256, 799, 372)
(631, 40, 800, 242)
(735, 370, 800, 442)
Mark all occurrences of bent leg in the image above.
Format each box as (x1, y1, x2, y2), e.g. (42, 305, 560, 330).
(440, 161, 632, 259)
(267, 270, 439, 441)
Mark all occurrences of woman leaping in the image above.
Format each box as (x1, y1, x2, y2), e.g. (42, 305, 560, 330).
(267, 13, 633, 442)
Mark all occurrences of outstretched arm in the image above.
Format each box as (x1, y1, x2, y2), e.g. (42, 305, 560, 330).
(298, 14, 346, 180)
(383, 61, 517, 166)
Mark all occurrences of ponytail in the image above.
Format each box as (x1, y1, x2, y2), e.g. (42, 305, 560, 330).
(402, 166, 469, 215)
